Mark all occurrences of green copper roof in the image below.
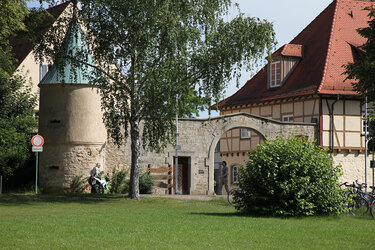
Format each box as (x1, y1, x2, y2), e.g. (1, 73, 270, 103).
(40, 11, 95, 85)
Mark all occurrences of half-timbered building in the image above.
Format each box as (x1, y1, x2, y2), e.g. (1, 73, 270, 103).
(217, 0, 375, 189)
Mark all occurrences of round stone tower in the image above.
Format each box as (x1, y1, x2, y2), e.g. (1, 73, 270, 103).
(38, 10, 106, 193)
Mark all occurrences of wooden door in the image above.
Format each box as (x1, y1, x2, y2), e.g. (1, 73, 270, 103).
(173, 157, 190, 194)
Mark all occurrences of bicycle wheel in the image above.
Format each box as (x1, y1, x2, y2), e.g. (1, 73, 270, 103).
(370, 200, 375, 218)
(98, 185, 105, 194)
(349, 196, 369, 216)
(227, 188, 241, 205)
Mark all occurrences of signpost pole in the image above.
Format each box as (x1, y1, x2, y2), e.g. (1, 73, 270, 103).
(31, 135, 44, 194)
(35, 152, 38, 194)
(373, 150, 374, 187)
(175, 94, 179, 195)
(365, 96, 368, 192)
(0, 175, 2, 194)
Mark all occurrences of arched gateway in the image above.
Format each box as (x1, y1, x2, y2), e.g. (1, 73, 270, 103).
(140, 112, 317, 195)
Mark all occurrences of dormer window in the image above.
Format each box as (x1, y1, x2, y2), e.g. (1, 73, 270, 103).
(270, 61, 281, 88)
(267, 44, 303, 89)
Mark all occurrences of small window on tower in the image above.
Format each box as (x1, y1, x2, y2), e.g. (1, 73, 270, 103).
(270, 61, 281, 88)
(40, 64, 49, 82)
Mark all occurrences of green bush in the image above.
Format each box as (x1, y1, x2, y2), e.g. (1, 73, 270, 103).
(235, 135, 345, 217)
(70, 175, 88, 193)
(111, 168, 129, 194)
(139, 172, 154, 194)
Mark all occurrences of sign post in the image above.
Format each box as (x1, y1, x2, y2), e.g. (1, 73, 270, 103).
(31, 135, 44, 194)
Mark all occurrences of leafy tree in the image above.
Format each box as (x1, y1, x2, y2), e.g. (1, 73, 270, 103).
(0, 0, 28, 78)
(344, 7, 375, 101)
(0, 75, 38, 179)
(0, 1, 38, 181)
(344, 7, 375, 140)
(35, 0, 276, 199)
(235, 136, 345, 217)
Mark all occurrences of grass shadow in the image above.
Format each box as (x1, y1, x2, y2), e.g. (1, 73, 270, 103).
(192, 211, 375, 220)
(190, 211, 252, 218)
(0, 193, 127, 206)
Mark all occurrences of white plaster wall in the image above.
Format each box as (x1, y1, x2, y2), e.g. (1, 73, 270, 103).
(334, 151, 375, 185)
(39, 85, 106, 144)
(17, 53, 41, 99)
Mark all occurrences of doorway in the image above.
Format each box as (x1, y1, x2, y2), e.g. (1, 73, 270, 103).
(173, 156, 190, 194)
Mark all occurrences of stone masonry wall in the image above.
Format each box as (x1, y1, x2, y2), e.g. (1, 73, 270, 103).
(40, 144, 105, 193)
(43, 113, 317, 194)
(103, 113, 318, 195)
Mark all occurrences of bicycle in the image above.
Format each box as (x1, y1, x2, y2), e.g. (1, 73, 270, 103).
(367, 186, 375, 218)
(341, 182, 369, 216)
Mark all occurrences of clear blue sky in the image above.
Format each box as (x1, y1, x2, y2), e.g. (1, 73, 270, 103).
(27, 0, 332, 117)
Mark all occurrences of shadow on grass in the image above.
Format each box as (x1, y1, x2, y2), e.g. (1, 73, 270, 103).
(192, 211, 374, 220)
(190, 211, 252, 218)
(0, 193, 127, 206)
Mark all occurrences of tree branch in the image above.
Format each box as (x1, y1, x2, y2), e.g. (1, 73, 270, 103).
(62, 55, 131, 93)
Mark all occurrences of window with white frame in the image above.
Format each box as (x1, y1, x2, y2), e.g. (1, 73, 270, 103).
(240, 128, 251, 139)
(362, 112, 368, 135)
(282, 115, 294, 122)
(231, 166, 239, 184)
(40, 64, 49, 82)
(270, 61, 281, 88)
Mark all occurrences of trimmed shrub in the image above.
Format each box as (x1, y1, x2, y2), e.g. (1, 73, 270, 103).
(139, 172, 154, 194)
(111, 168, 129, 194)
(70, 175, 88, 193)
(235, 135, 345, 216)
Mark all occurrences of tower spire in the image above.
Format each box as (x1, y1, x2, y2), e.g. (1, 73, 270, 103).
(39, 1, 95, 85)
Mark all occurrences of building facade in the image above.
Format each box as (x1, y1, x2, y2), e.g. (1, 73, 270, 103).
(11, 0, 374, 194)
(217, 0, 375, 189)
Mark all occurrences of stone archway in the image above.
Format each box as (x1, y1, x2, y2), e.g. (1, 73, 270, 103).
(132, 112, 317, 195)
(213, 125, 266, 194)
(174, 112, 317, 194)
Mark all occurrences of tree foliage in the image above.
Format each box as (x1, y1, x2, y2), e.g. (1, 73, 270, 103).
(0, 1, 38, 179)
(344, 7, 375, 101)
(235, 136, 345, 217)
(111, 168, 128, 194)
(35, 0, 276, 199)
(0, 0, 28, 78)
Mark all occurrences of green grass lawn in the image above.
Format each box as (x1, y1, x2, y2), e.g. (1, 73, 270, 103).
(0, 194, 373, 249)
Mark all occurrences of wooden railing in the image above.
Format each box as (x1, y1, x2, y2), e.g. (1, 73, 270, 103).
(147, 165, 172, 194)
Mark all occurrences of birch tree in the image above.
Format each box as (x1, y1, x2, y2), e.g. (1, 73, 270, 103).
(36, 0, 276, 199)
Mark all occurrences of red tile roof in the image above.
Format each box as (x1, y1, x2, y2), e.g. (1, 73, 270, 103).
(272, 44, 303, 58)
(9, 2, 70, 68)
(218, 0, 374, 108)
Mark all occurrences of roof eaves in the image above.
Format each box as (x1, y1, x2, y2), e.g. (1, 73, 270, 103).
(10, 2, 71, 68)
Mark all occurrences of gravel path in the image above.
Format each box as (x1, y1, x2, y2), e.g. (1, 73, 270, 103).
(141, 194, 227, 201)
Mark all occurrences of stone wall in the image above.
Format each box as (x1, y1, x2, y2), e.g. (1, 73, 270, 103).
(40, 144, 105, 193)
(103, 113, 317, 195)
(40, 112, 317, 194)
